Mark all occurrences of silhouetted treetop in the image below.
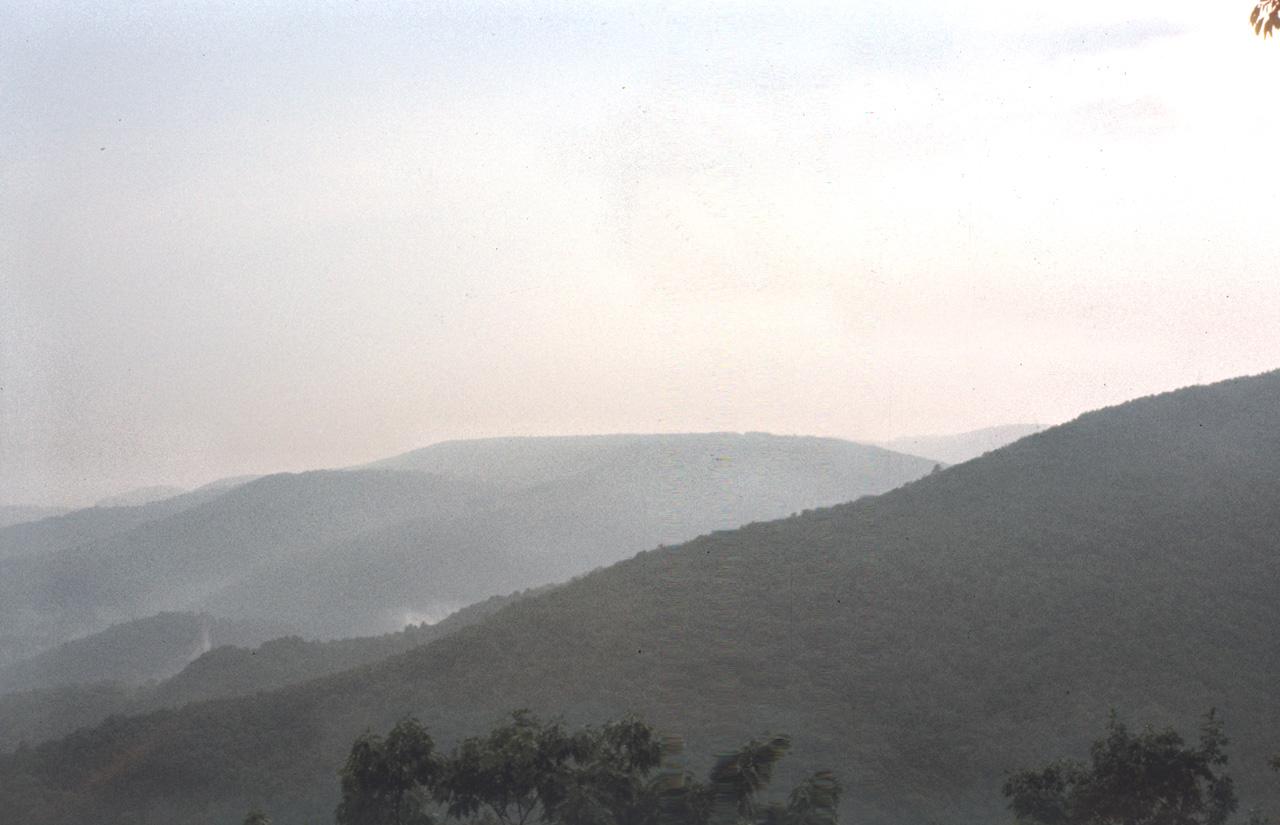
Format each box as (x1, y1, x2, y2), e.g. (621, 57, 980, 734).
(1252, 0, 1280, 36)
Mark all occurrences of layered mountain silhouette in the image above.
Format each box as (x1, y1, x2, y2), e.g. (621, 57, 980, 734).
(2, 372, 1278, 825)
(0, 589, 547, 753)
(0, 433, 935, 652)
(0, 613, 293, 695)
(93, 485, 190, 509)
(879, 423, 1044, 465)
(0, 507, 70, 531)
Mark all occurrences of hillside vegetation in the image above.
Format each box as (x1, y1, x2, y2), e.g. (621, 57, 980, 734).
(6, 374, 1280, 825)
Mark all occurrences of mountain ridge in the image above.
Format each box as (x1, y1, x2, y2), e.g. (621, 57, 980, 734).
(878, 423, 1044, 465)
(0, 435, 938, 646)
(6, 371, 1280, 824)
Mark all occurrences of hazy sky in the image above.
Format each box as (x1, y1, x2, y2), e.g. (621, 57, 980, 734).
(4, 0, 1279, 506)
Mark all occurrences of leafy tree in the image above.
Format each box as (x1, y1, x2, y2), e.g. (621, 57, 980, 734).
(242, 810, 272, 825)
(336, 715, 440, 825)
(438, 710, 665, 825)
(552, 715, 665, 825)
(759, 772, 842, 825)
(437, 709, 579, 825)
(338, 711, 839, 825)
(706, 735, 792, 824)
(1003, 710, 1237, 825)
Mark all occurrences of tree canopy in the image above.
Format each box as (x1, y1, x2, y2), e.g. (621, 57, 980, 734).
(336, 711, 840, 825)
(337, 715, 440, 825)
(1003, 711, 1237, 825)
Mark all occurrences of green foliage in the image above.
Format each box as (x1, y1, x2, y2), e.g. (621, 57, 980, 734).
(435, 710, 667, 825)
(337, 716, 439, 825)
(549, 715, 665, 825)
(439, 709, 573, 825)
(1003, 711, 1237, 825)
(338, 712, 837, 825)
(706, 735, 792, 824)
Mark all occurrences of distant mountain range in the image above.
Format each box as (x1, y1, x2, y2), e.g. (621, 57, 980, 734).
(3, 372, 1278, 825)
(93, 485, 190, 509)
(0, 433, 938, 653)
(0, 480, 253, 564)
(0, 507, 70, 530)
(0, 612, 292, 695)
(878, 423, 1043, 465)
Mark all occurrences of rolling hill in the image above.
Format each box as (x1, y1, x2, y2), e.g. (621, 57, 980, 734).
(3, 371, 1280, 824)
(0, 434, 936, 647)
(0, 588, 549, 753)
(0, 508, 70, 531)
(93, 486, 189, 509)
(0, 471, 495, 646)
(0, 483, 238, 564)
(0, 613, 294, 695)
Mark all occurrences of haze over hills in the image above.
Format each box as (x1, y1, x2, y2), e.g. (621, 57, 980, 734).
(0, 483, 267, 668)
(366, 432, 932, 491)
(93, 485, 189, 509)
(0, 483, 240, 564)
(878, 423, 1044, 465)
(0, 613, 294, 695)
(0, 589, 549, 753)
(0, 433, 937, 651)
(0, 508, 71, 531)
(0, 470, 495, 647)
(4, 372, 1280, 825)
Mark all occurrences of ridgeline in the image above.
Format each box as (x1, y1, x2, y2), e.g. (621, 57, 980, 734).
(5, 373, 1280, 824)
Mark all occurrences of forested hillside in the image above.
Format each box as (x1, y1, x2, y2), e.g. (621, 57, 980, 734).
(3, 372, 1280, 825)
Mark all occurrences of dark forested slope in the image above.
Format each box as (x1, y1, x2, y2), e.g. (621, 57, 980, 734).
(7, 373, 1280, 825)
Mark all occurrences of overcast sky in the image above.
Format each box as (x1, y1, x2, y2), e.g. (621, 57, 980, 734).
(4, 0, 1279, 506)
